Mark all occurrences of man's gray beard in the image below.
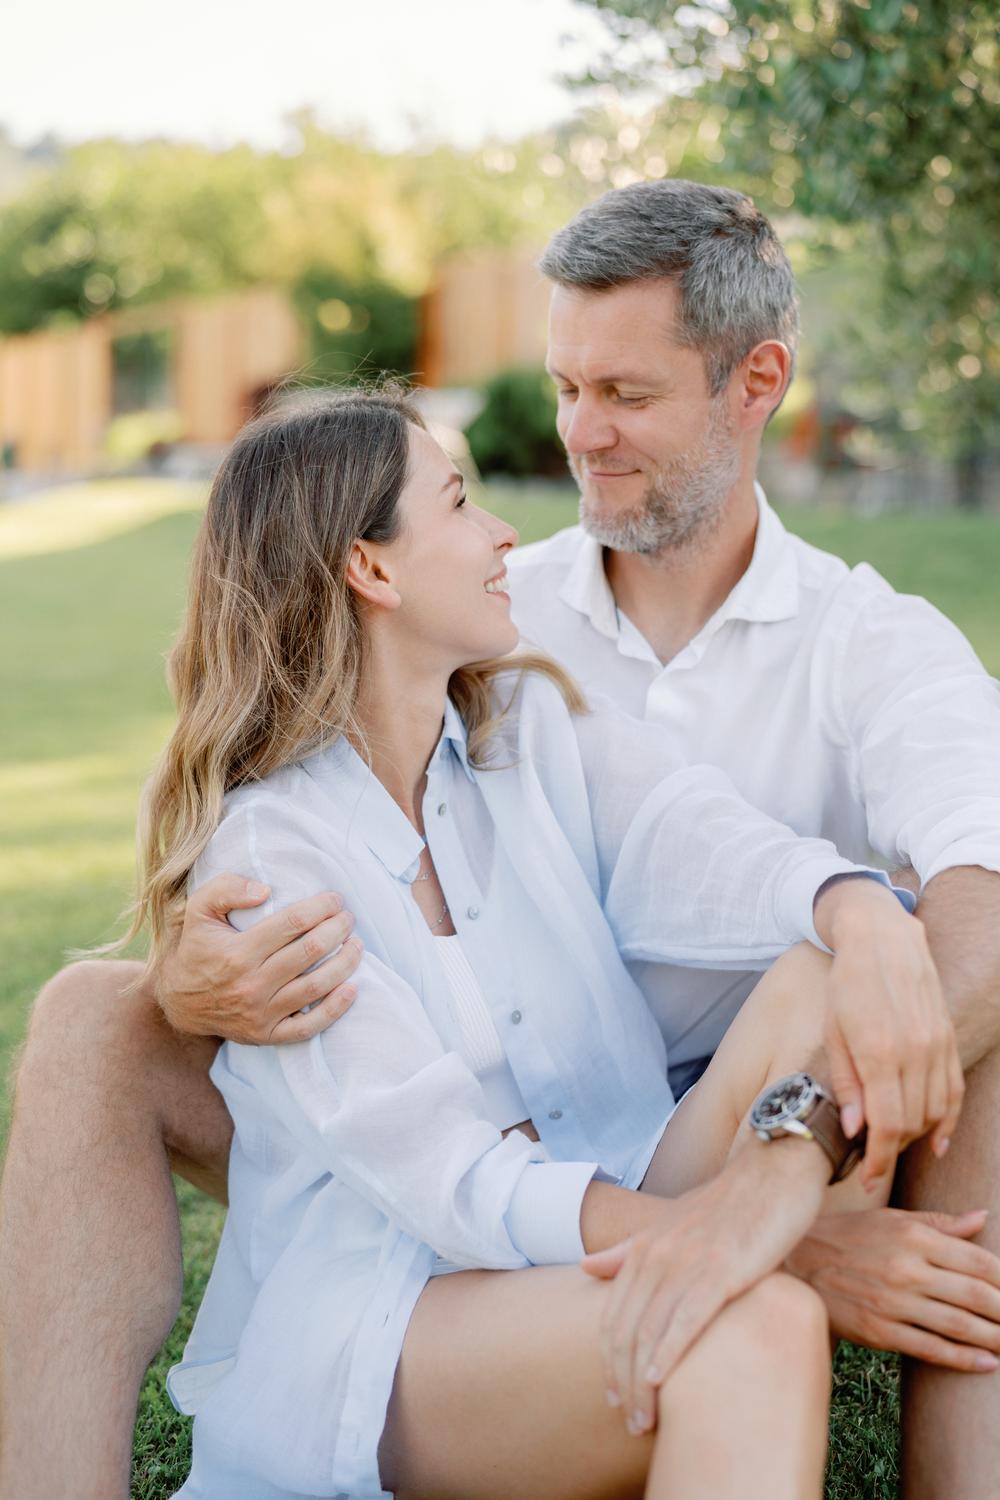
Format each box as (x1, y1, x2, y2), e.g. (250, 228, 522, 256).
(572, 398, 741, 557)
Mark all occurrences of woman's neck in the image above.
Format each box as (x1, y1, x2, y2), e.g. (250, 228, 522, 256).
(351, 635, 452, 830)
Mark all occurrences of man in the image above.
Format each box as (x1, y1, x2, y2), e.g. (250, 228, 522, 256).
(2, 179, 1000, 1500)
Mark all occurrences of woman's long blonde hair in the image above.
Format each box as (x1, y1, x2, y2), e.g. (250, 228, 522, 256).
(129, 387, 584, 969)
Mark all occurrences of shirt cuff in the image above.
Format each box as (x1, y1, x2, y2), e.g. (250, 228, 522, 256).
(782, 862, 917, 956)
(504, 1160, 599, 1265)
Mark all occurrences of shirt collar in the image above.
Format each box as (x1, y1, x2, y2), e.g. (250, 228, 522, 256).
(557, 483, 800, 642)
(301, 700, 474, 883)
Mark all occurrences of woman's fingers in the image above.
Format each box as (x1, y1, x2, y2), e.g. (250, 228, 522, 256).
(598, 1238, 644, 1415)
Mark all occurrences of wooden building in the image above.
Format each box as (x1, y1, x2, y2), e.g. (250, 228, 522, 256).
(0, 287, 304, 475)
(418, 249, 549, 388)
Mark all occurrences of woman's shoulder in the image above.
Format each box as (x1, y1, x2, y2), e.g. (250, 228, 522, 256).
(193, 755, 347, 895)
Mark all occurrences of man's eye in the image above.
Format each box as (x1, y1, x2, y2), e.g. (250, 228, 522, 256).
(617, 395, 649, 407)
(558, 387, 578, 399)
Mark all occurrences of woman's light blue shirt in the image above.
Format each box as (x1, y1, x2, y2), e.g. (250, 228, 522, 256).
(167, 671, 889, 1500)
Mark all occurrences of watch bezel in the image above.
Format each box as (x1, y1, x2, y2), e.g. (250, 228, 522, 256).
(749, 1071, 823, 1137)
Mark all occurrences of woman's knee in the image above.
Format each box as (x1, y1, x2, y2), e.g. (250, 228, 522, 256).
(663, 1272, 829, 1418)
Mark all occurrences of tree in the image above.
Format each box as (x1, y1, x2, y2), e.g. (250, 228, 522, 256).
(572, 0, 1000, 501)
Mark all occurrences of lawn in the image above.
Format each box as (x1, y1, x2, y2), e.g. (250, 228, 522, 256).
(3, 476, 999, 1497)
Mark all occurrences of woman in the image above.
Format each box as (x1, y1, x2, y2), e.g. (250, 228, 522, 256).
(131, 389, 954, 1499)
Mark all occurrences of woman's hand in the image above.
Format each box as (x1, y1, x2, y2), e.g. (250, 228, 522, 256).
(813, 876, 964, 1189)
(787, 1208, 1000, 1373)
(582, 1138, 828, 1437)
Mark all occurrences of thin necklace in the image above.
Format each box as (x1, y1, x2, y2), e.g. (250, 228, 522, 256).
(414, 868, 449, 929)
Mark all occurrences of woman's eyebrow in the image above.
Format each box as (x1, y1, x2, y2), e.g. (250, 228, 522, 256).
(440, 472, 463, 494)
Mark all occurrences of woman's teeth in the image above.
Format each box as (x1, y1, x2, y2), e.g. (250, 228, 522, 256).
(484, 576, 507, 594)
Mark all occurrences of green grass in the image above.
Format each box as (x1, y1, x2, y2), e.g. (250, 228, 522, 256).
(3, 476, 999, 1497)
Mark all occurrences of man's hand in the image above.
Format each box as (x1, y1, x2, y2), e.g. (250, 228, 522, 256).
(787, 1208, 1000, 1374)
(153, 874, 362, 1045)
(814, 876, 964, 1190)
(582, 1138, 828, 1437)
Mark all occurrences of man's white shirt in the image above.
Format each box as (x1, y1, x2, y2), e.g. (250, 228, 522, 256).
(507, 486, 1000, 1068)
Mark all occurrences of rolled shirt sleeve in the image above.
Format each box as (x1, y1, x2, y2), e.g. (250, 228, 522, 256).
(566, 691, 913, 968)
(835, 567, 1000, 888)
(193, 796, 599, 1271)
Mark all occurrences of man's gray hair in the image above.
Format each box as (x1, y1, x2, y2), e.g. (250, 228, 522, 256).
(540, 179, 799, 394)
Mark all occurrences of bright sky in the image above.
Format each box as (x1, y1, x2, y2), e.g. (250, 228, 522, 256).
(2, 0, 612, 151)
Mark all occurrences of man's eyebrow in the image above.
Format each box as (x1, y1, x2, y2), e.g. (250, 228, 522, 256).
(546, 365, 657, 387)
(440, 472, 464, 494)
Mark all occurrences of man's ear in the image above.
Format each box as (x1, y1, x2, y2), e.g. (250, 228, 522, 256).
(740, 340, 791, 426)
(346, 540, 402, 612)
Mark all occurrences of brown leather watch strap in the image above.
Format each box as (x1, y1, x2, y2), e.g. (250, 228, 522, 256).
(806, 1095, 866, 1184)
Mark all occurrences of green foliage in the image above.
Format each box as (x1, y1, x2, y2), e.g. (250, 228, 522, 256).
(573, 0, 1000, 490)
(292, 266, 419, 384)
(465, 367, 565, 478)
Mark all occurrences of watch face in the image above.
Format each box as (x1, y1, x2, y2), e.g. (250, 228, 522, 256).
(750, 1072, 818, 1132)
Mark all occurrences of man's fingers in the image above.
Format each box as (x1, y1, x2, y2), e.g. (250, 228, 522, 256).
(922, 1270, 1000, 1334)
(242, 892, 345, 965)
(267, 982, 359, 1045)
(261, 911, 357, 992)
(882, 1320, 1000, 1373)
(934, 1041, 965, 1155)
(266, 938, 363, 1024)
(189, 872, 271, 920)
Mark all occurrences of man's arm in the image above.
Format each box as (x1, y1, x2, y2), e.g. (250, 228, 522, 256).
(915, 866, 1000, 1069)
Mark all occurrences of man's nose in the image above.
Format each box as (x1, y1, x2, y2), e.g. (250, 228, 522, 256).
(561, 394, 616, 456)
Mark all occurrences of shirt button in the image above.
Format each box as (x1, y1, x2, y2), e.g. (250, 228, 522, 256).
(548, 1108, 563, 1121)
(466, 905, 480, 920)
(510, 1010, 522, 1025)
(437, 802, 447, 816)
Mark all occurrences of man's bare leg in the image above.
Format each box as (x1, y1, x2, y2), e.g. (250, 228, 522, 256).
(0, 960, 232, 1500)
(898, 1041, 1000, 1499)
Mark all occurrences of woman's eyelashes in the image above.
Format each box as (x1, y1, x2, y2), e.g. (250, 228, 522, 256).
(456, 493, 467, 509)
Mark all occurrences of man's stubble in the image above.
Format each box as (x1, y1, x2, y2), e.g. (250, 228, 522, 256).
(570, 395, 741, 558)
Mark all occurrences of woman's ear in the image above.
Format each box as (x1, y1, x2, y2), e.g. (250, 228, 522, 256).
(346, 540, 402, 612)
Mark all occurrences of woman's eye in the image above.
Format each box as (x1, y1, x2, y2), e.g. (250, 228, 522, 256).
(456, 493, 467, 509)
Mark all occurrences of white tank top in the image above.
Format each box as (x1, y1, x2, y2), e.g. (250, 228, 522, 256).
(434, 934, 530, 1131)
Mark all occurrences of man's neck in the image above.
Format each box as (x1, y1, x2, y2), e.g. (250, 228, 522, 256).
(603, 485, 760, 665)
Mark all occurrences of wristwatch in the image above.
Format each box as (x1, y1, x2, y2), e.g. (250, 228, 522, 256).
(748, 1072, 866, 1184)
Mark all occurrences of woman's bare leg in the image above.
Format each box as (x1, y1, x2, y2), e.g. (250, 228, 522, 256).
(0, 960, 232, 1500)
(380, 1264, 829, 1500)
(644, 942, 888, 1216)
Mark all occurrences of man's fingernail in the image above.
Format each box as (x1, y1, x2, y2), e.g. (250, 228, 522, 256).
(974, 1353, 999, 1372)
(935, 1137, 951, 1157)
(350, 937, 364, 953)
(645, 1365, 662, 1385)
(247, 881, 269, 899)
(606, 1389, 621, 1408)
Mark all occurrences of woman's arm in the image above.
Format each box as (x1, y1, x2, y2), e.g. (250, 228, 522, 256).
(195, 791, 601, 1271)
